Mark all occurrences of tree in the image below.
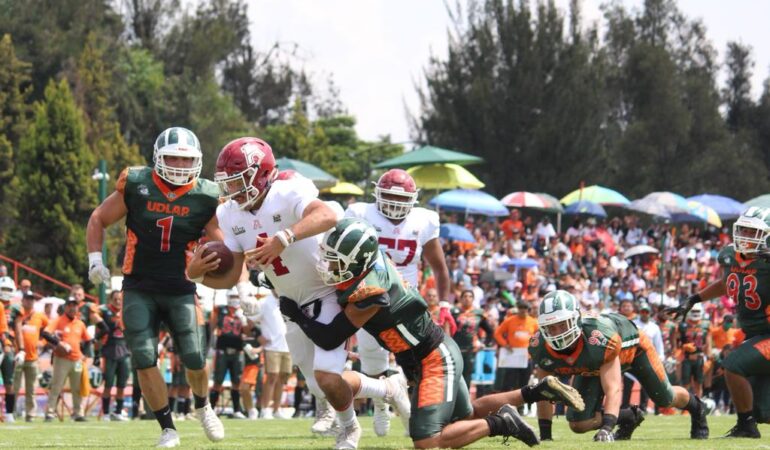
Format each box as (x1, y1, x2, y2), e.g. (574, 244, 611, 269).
(723, 41, 755, 132)
(7, 79, 96, 285)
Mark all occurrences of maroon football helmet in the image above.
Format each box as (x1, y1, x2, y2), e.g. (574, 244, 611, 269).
(374, 169, 419, 219)
(215, 137, 277, 209)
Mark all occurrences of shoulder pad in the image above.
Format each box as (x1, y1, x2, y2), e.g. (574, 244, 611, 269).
(347, 273, 388, 304)
(344, 202, 367, 218)
(717, 245, 736, 267)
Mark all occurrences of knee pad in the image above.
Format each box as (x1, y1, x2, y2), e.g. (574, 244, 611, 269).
(180, 350, 205, 371)
(130, 344, 157, 370)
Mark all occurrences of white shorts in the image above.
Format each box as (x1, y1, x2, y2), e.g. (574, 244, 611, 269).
(285, 293, 348, 398)
(355, 328, 390, 375)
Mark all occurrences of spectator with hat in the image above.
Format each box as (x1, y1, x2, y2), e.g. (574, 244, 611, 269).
(493, 301, 538, 400)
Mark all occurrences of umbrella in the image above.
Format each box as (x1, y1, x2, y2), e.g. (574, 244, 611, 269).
(501, 191, 547, 209)
(624, 245, 660, 259)
(534, 193, 565, 213)
(502, 259, 539, 269)
(428, 189, 509, 216)
(671, 201, 723, 227)
(275, 157, 337, 189)
(561, 185, 630, 206)
(687, 194, 744, 220)
(743, 194, 770, 210)
(320, 181, 364, 196)
(407, 163, 485, 190)
(439, 223, 476, 243)
(374, 145, 484, 169)
(480, 271, 513, 283)
(641, 192, 690, 214)
(564, 200, 607, 218)
(594, 228, 617, 256)
(625, 198, 672, 219)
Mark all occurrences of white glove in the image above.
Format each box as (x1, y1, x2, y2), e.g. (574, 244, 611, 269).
(88, 252, 111, 285)
(235, 309, 248, 327)
(241, 297, 260, 317)
(14, 351, 25, 365)
(243, 344, 259, 360)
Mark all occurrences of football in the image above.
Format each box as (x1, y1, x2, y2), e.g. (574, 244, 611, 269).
(202, 241, 234, 277)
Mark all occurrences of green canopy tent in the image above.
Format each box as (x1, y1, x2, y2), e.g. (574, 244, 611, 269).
(275, 157, 337, 189)
(373, 145, 483, 169)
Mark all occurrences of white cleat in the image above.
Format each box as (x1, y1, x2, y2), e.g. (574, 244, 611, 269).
(384, 372, 411, 435)
(248, 408, 258, 420)
(231, 411, 247, 419)
(101, 415, 111, 422)
(259, 407, 274, 420)
(372, 396, 390, 437)
(335, 419, 362, 449)
(196, 404, 225, 442)
(110, 412, 128, 422)
(156, 428, 180, 448)
(274, 408, 290, 420)
(311, 399, 337, 436)
(4, 415, 14, 423)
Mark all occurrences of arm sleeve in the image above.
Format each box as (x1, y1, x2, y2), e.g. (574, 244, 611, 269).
(292, 311, 359, 351)
(41, 330, 59, 345)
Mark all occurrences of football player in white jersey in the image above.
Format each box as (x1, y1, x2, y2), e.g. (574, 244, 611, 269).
(187, 137, 409, 449)
(344, 168, 450, 436)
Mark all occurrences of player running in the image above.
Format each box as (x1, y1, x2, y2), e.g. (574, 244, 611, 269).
(343, 168, 451, 436)
(669, 206, 770, 438)
(531, 290, 709, 442)
(279, 218, 585, 448)
(190, 137, 409, 449)
(86, 127, 224, 447)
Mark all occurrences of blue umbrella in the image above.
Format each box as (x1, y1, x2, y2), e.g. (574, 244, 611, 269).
(439, 223, 476, 243)
(564, 200, 607, 218)
(502, 259, 539, 269)
(687, 194, 744, 220)
(428, 189, 509, 216)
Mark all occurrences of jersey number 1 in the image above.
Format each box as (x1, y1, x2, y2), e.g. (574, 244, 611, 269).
(256, 233, 290, 275)
(726, 273, 762, 310)
(156, 216, 174, 252)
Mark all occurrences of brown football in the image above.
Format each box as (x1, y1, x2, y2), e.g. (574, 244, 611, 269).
(202, 241, 234, 277)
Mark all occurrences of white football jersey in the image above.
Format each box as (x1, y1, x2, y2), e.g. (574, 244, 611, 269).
(217, 177, 337, 305)
(345, 202, 439, 287)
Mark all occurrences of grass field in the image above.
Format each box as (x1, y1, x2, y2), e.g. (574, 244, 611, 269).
(0, 415, 766, 449)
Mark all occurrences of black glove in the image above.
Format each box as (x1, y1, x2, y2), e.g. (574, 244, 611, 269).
(249, 269, 275, 290)
(593, 429, 614, 442)
(664, 293, 701, 321)
(279, 296, 304, 322)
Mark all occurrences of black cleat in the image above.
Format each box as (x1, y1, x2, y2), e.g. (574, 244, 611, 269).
(689, 397, 709, 439)
(613, 405, 645, 440)
(539, 376, 585, 412)
(724, 420, 761, 438)
(497, 404, 539, 447)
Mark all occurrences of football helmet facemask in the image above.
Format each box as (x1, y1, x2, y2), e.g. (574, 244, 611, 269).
(317, 218, 380, 285)
(215, 137, 278, 210)
(153, 127, 202, 185)
(537, 290, 582, 351)
(733, 206, 770, 256)
(374, 169, 418, 220)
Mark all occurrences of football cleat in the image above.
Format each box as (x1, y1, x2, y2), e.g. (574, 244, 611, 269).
(311, 398, 338, 436)
(231, 411, 246, 419)
(156, 428, 181, 448)
(496, 404, 539, 447)
(537, 375, 585, 412)
(372, 397, 391, 437)
(690, 397, 709, 439)
(383, 373, 411, 435)
(334, 419, 362, 450)
(197, 404, 225, 442)
(613, 405, 645, 440)
(724, 420, 761, 438)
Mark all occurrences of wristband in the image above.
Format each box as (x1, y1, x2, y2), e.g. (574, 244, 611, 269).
(187, 270, 204, 283)
(601, 413, 618, 431)
(275, 230, 290, 248)
(284, 228, 296, 244)
(88, 252, 103, 267)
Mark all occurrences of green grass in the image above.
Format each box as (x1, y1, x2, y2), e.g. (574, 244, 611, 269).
(0, 415, 764, 448)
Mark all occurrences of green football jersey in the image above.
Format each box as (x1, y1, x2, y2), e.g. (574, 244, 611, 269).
(677, 319, 710, 354)
(213, 305, 243, 350)
(337, 251, 443, 367)
(530, 312, 640, 376)
(451, 307, 485, 352)
(718, 244, 770, 338)
(118, 166, 219, 294)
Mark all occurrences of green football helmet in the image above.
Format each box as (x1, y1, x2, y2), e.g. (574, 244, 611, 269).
(317, 218, 380, 285)
(153, 127, 202, 185)
(733, 206, 770, 256)
(537, 290, 582, 351)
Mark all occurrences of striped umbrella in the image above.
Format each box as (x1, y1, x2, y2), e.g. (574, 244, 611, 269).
(500, 191, 547, 209)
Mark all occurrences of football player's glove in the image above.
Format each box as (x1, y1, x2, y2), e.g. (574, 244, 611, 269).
(278, 296, 303, 322)
(88, 252, 111, 285)
(14, 351, 25, 365)
(664, 293, 701, 321)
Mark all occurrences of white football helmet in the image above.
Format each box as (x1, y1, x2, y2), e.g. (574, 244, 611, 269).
(226, 288, 241, 308)
(0, 277, 16, 302)
(687, 303, 703, 322)
(153, 127, 203, 185)
(733, 206, 770, 255)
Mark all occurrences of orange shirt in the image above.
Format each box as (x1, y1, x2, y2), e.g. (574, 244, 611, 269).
(501, 219, 524, 240)
(494, 315, 539, 349)
(0, 302, 6, 335)
(711, 325, 738, 350)
(17, 309, 49, 361)
(45, 314, 90, 361)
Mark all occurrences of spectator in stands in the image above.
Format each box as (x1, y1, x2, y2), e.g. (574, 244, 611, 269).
(259, 291, 292, 420)
(17, 279, 33, 300)
(44, 298, 92, 422)
(500, 209, 524, 240)
(12, 292, 49, 421)
(493, 301, 538, 401)
(0, 263, 7, 277)
(426, 288, 456, 336)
